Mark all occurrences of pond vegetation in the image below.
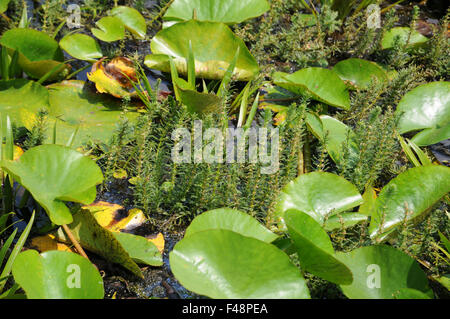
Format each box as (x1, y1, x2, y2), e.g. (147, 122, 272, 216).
(0, 0, 449, 299)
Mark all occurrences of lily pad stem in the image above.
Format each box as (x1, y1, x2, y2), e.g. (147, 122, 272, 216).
(62, 224, 90, 261)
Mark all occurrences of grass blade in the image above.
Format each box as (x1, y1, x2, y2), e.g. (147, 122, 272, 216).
(237, 85, 249, 127)
(1, 46, 9, 80)
(0, 228, 17, 267)
(244, 92, 260, 130)
(187, 40, 195, 90)
(0, 210, 35, 292)
(217, 47, 239, 98)
(169, 56, 180, 101)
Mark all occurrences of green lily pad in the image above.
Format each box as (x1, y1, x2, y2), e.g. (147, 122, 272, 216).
(0, 0, 11, 13)
(0, 144, 103, 225)
(275, 171, 363, 226)
(273, 68, 350, 109)
(369, 165, 450, 240)
(175, 79, 222, 114)
(395, 82, 450, 146)
(285, 210, 353, 284)
(59, 34, 103, 61)
(336, 245, 432, 299)
(381, 27, 428, 50)
(91, 16, 125, 42)
(358, 186, 377, 216)
(333, 58, 388, 90)
(113, 232, 163, 267)
(110, 6, 147, 39)
(185, 208, 278, 243)
(393, 288, 433, 299)
(0, 28, 67, 79)
(323, 212, 368, 232)
(144, 20, 259, 81)
(0, 79, 49, 134)
(163, 0, 269, 24)
(12, 250, 104, 299)
(170, 229, 310, 298)
(55, 208, 143, 278)
(32, 80, 139, 147)
(306, 114, 359, 166)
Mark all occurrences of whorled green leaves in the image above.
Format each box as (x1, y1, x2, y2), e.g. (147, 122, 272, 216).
(0, 144, 103, 225)
(12, 250, 104, 299)
(369, 165, 450, 241)
(274, 171, 363, 226)
(170, 229, 310, 299)
(59, 34, 103, 61)
(336, 246, 432, 299)
(144, 20, 259, 81)
(163, 0, 270, 25)
(184, 208, 278, 243)
(395, 82, 450, 146)
(285, 210, 353, 284)
(332, 58, 388, 90)
(273, 68, 350, 109)
(0, 28, 67, 79)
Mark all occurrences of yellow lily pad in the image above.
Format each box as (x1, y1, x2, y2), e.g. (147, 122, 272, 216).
(147, 232, 165, 254)
(30, 234, 74, 253)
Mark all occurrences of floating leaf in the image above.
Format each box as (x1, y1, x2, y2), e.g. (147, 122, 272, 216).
(30, 234, 74, 253)
(358, 186, 377, 216)
(145, 20, 259, 81)
(0, 79, 49, 134)
(104, 57, 137, 89)
(83, 201, 146, 233)
(369, 165, 450, 240)
(275, 171, 363, 226)
(285, 210, 353, 284)
(0, 28, 67, 79)
(323, 212, 368, 232)
(273, 68, 350, 109)
(147, 233, 165, 254)
(110, 6, 147, 39)
(59, 33, 102, 61)
(1, 144, 103, 225)
(395, 82, 450, 146)
(91, 16, 125, 42)
(333, 58, 388, 90)
(0, 0, 11, 13)
(55, 208, 143, 278)
(185, 208, 278, 243)
(170, 229, 310, 298)
(31, 80, 139, 147)
(163, 0, 269, 24)
(87, 60, 132, 98)
(393, 288, 433, 299)
(175, 79, 222, 114)
(336, 245, 432, 299)
(114, 232, 163, 267)
(306, 114, 359, 166)
(12, 250, 104, 299)
(381, 27, 428, 50)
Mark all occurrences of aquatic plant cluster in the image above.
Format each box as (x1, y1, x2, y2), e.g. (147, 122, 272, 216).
(0, 0, 449, 300)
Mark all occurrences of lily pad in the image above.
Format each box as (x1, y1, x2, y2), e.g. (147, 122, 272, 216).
(113, 232, 163, 267)
(275, 171, 363, 226)
(0, 79, 49, 133)
(55, 208, 143, 278)
(323, 212, 368, 232)
(170, 229, 310, 298)
(369, 165, 450, 240)
(163, 0, 270, 24)
(393, 288, 433, 299)
(285, 210, 353, 284)
(184, 208, 278, 243)
(110, 6, 147, 39)
(12, 250, 104, 299)
(273, 68, 350, 109)
(306, 114, 359, 166)
(333, 58, 388, 90)
(175, 79, 222, 114)
(336, 245, 432, 299)
(381, 27, 428, 50)
(87, 61, 131, 98)
(0, 28, 67, 79)
(32, 80, 139, 147)
(395, 82, 450, 146)
(0, 0, 11, 13)
(144, 20, 259, 81)
(91, 16, 125, 42)
(0, 144, 103, 225)
(59, 34, 103, 61)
